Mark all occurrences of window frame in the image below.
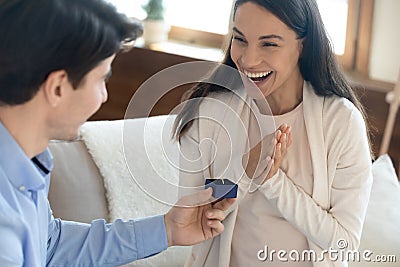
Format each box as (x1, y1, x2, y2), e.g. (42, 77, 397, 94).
(341, 0, 374, 76)
(169, 26, 225, 48)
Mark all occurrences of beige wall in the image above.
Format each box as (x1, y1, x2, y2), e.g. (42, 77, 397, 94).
(369, 0, 400, 83)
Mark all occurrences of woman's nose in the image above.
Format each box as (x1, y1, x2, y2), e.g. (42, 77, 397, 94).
(241, 46, 262, 68)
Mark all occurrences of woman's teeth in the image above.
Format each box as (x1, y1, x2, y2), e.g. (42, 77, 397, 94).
(243, 70, 273, 82)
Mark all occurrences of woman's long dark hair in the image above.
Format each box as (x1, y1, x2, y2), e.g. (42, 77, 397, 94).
(173, 0, 371, 154)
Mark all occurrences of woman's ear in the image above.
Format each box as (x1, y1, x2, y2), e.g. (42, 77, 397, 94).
(298, 38, 305, 57)
(41, 70, 69, 107)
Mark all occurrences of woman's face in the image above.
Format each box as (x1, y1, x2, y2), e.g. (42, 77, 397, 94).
(230, 2, 303, 99)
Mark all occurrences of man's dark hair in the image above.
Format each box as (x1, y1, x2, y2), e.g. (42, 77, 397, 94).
(0, 0, 143, 105)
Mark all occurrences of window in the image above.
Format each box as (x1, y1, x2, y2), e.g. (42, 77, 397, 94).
(164, 0, 232, 35)
(316, 0, 348, 55)
(167, 0, 349, 55)
(107, 0, 374, 75)
(106, 0, 147, 19)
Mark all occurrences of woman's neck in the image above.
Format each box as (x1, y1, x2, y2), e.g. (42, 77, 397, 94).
(267, 77, 304, 115)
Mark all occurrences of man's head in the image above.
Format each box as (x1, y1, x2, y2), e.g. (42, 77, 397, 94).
(0, 0, 142, 149)
(0, 0, 142, 106)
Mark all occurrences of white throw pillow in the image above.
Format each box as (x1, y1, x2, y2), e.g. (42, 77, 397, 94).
(349, 154, 400, 266)
(80, 116, 191, 267)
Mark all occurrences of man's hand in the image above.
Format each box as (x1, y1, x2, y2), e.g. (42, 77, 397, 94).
(164, 188, 236, 247)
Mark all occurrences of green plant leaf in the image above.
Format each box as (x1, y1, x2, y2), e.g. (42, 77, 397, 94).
(142, 0, 164, 20)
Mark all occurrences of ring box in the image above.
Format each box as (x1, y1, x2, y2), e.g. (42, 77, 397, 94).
(205, 179, 238, 199)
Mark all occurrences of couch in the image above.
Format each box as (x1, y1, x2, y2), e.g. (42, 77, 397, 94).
(48, 115, 400, 266)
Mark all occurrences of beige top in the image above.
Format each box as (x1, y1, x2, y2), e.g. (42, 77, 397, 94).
(179, 82, 373, 267)
(231, 102, 313, 267)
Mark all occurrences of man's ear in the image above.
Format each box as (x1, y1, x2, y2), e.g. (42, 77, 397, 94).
(41, 70, 69, 107)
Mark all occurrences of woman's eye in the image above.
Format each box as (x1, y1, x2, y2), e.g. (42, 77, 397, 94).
(233, 36, 246, 43)
(262, 42, 278, 47)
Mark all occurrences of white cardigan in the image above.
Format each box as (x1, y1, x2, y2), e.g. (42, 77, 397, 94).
(178, 82, 373, 267)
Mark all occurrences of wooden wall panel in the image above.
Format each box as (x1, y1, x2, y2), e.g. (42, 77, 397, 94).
(90, 47, 197, 120)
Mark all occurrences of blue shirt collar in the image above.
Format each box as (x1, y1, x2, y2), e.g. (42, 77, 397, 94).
(0, 122, 53, 192)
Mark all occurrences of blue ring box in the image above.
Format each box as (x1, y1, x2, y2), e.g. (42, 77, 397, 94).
(205, 179, 238, 199)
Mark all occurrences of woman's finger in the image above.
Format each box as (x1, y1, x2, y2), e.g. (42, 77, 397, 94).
(276, 129, 282, 141)
(278, 123, 287, 133)
(280, 133, 287, 154)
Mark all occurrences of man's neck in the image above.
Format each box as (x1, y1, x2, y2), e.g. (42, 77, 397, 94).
(0, 104, 48, 159)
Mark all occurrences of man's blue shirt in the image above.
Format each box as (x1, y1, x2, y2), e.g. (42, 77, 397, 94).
(0, 122, 168, 266)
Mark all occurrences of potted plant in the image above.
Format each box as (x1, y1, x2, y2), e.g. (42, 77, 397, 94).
(142, 0, 170, 45)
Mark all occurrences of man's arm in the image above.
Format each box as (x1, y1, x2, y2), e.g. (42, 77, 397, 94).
(47, 189, 235, 266)
(47, 213, 168, 266)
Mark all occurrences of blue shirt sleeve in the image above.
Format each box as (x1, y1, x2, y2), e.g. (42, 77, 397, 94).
(46, 211, 168, 266)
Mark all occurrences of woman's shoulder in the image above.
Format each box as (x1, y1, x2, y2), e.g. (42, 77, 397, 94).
(305, 82, 365, 127)
(325, 94, 358, 114)
(322, 93, 367, 135)
(305, 82, 357, 115)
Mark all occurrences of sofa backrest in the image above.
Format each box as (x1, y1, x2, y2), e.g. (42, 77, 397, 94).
(48, 139, 109, 223)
